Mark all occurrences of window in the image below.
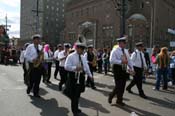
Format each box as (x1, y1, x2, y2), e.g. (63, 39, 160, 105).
(140, 2, 144, 9)
(86, 8, 89, 16)
(81, 9, 83, 16)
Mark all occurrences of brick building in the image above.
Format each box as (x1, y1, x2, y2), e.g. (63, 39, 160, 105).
(64, 0, 175, 49)
(64, 0, 120, 48)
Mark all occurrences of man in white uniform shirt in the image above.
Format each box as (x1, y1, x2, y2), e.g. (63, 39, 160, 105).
(54, 44, 62, 79)
(20, 43, 30, 84)
(24, 34, 43, 98)
(58, 43, 70, 91)
(126, 42, 148, 99)
(108, 36, 134, 106)
(64, 38, 93, 116)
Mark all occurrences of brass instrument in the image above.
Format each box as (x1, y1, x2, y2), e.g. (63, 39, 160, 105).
(92, 52, 97, 67)
(33, 47, 44, 68)
(75, 62, 83, 84)
(75, 34, 86, 84)
(121, 54, 127, 71)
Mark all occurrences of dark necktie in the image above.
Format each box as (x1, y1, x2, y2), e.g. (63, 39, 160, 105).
(140, 52, 144, 68)
(122, 48, 127, 61)
(35, 45, 39, 55)
(79, 54, 84, 69)
(122, 48, 124, 54)
(47, 51, 50, 57)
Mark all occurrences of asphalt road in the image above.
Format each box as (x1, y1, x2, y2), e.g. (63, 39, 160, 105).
(0, 64, 174, 116)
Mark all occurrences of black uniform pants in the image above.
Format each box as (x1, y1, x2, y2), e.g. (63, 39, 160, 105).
(86, 65, 95, 87)
(46, 62, 52, 82)
(109, 64, 128, 103)
(23, 62, 27, 84)
(59, 67, 67, 87)
(71, 85, 81, 114)
(54, 61, 59, 78)
(64, 72, 85, 114)
(126, 67, 144, 95)
(98, 60, 103, 73)
(27, 64, 42, 96)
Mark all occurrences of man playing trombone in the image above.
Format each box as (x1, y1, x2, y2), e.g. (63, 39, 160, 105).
(64, 35, 93, 116)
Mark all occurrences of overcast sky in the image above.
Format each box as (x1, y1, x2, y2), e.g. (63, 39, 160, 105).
(0, 0, 20, 38)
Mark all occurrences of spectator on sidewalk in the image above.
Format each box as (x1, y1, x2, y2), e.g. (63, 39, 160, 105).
(170, 51, 175, 85)
(102, 48, 109, 75)
(153, 47, 170, 91)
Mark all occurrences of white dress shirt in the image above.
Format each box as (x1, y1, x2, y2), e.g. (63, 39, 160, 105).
(110, 47, 133, 70)
(54, 50, 62, 61)
(58, 50, 68, 67)
(44, 50, 53, 62)
(131, 49, 147, 69)
(24, 44, 43, 63)
(64, 51, 92, 78)
(20, 50, 25, 63)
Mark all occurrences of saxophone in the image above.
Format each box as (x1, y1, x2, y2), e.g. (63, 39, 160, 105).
(33, 47, 44, 68)
(92, 52, 97, 67)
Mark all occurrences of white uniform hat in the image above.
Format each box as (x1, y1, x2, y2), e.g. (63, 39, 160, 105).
(32, 34, 41, 40)
(116, 36, 127, 42)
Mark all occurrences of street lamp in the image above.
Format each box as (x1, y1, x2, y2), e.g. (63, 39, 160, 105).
(112, 0, 127, 37)
(128, 24, 133, 49)
(145, 0, 155, 48)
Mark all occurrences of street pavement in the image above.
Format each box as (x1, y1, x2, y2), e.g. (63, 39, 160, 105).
(0, 64, 174, 116)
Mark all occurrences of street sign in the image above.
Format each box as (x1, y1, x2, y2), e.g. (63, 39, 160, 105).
(170, 41, 175, 47)
(168, 28, 175, 35)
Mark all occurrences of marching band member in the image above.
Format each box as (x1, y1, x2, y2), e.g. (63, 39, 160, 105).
(24, 34, 43, 98)
(20, 43, 30, 84)
(126, 42, 148, 99)
(43, 44, 53, 83)
(84, 45, 96, 89)
(102, 48, 109, 75)
(64, 37, 93, 116)
(108, 36, 134, 106)
(54, 44, 63, 79)
(58, 43, 70, 91)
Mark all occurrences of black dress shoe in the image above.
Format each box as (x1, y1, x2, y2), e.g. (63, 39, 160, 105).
(140, 94, 148, 99)
(116, 101, 126, 106)
(86, 84, 90, 87)
(26, 88, 30, 94)
(77, 109, 82, 113)
(34, 95, 41, 98)
(108, 96, 112, 104)
(126, 88, 134, 94)
(91, 86, 96, 90)
(59, 84, 62, 91)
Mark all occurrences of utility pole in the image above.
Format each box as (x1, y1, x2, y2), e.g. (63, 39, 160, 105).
(112, 0, 127, 37)
(5, 14, 11, 33)
(120, 0, 126, 37)
(32, 0, 43, 34)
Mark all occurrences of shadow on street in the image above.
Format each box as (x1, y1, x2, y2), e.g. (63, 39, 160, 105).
(30, 96, 69, 116)
(112, 104, 160, 116)
(80, 97, 110, 116)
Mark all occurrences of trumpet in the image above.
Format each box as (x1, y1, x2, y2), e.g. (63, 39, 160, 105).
(75, 62, 83, 84)
(121, 54, 127, 71)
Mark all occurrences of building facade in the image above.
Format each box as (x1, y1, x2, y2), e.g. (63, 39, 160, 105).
(64, 0, 120, 48)
(20, 0, 67, 45)
(64, 0, 175, 49)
